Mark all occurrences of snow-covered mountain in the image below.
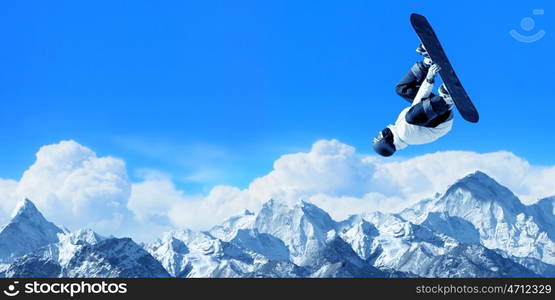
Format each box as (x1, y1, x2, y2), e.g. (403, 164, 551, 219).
(145, 202, 386, 278)
(0, 199, 64, 271)
(401, 171, 555, 266)
(2, 171, 555, 277)
(1, 203, 169, 278)
(5, 227, 170, 278)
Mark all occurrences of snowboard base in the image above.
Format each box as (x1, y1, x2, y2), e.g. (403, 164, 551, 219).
(410, 13, 479, 123)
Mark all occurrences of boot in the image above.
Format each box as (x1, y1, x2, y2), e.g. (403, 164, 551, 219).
(439, 83, 454, 107)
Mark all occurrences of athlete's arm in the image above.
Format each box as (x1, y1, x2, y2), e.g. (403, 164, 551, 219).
(412, 64, 440, 105)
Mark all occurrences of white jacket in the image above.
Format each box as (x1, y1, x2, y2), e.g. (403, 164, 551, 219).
(388, 79, 453, 150)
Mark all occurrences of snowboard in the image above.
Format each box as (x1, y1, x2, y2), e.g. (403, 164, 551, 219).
(410, 13, 479, 123)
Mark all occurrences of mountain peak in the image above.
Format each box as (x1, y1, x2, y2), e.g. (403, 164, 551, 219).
(450, 171, 496, 192)
(457, 171, 497, 186)
(443, 171, 522, 207)
(11, 199, 40, 219)
(8, 199, 63, 231)
(1, 199, 63, 263)
(8, 199, 65, 231)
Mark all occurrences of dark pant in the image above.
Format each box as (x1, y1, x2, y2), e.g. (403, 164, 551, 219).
(395, 62, 451, 128)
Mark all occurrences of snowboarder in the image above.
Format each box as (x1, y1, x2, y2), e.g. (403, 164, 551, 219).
(372, 44, 455, 157)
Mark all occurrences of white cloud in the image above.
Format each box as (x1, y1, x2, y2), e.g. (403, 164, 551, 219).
(157, 140, 555, 227)
(370, 151, 532, 203)
(128, 174, 192, 222)
(12, 140, 131, 233)
(0, 179, 18, 224)
(247, 140, 377, 203)
(303, 192, 406, 221)
(2, 139, 555, 241)
(167, 185, 257, 230)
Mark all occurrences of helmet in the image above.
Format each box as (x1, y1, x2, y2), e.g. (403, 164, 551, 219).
(372, 128, 396, 157)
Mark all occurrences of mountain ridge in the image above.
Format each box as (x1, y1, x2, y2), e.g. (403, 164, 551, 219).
(1, 171, 554, 278)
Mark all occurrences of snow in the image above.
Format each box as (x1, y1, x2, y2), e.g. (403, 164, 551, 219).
(2, 171, 555, 278)
(401, 171, 555, 265)
(0, 199, 63, 264)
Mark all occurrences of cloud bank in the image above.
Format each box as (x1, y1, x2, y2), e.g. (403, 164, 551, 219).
(0, 141, 131, 233)
(1, 139, 555, 241)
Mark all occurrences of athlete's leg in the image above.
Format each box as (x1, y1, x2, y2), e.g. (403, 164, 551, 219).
(405, 94, 452, 127)
(395, 44, 434, 103)
(395, 61, 430, 103)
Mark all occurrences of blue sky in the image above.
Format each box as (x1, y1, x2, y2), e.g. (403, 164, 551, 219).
(0, 0, 553, 193)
